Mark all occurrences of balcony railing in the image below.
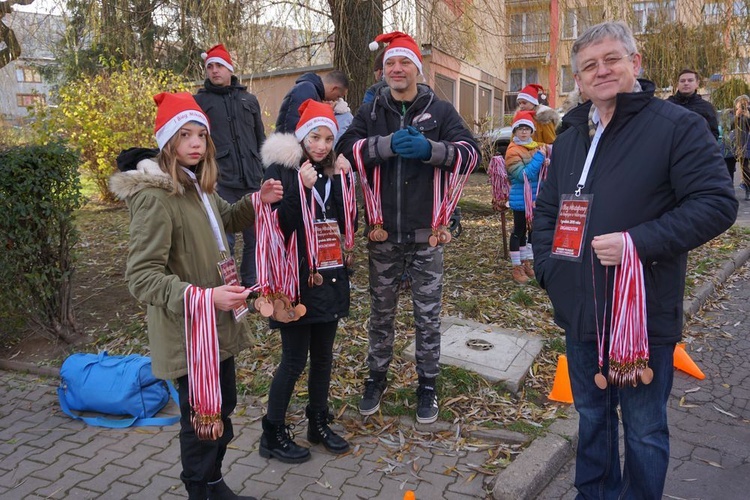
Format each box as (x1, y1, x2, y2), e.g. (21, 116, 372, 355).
(507, 40, 549, 59)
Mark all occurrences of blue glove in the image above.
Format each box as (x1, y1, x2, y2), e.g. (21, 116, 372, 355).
(391, 126, 432, 160)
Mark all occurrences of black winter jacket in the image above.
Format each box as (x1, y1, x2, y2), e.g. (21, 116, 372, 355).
(666, 91, 720, 140)
(260, 134, 356, 328)
(194, 76, 266, 191)
(336, 84, 480, 243)
(275, 73, 326, 134)
(534, 80, 737, 345)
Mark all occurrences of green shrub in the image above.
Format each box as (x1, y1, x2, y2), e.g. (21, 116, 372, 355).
(0, 142, 84, 342)
(31, 62, 190, 203)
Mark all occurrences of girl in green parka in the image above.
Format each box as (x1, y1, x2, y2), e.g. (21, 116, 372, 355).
(109, 92, 282, 500)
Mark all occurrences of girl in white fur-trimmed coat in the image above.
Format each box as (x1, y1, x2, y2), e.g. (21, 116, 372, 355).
(258, 99, 357, 464)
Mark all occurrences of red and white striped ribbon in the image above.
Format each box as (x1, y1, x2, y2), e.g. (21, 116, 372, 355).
(608, 231, 649, 387)
(488, 155, 510, 207)
(435, 142, 479, 228)
(523, 171, 534, 226)
(184, 285, 222, 440)
(340, 167, 357, 252)
(352, 138, 384, 227)
(298, 170, 319, 277)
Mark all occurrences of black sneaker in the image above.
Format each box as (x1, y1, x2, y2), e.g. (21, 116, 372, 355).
(359, 376, 387, 416)
(416, 384, 439, 424)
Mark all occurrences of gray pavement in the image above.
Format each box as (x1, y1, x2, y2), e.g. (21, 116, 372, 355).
(1, 191, 749, 500)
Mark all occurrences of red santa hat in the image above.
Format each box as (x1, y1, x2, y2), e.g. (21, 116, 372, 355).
(512, 110, 536, 133)
(201, 43, 234, 72)
(295, 99, 338, 141)
(517, 84, 545, 106)
(369, 31, 423, 74)
(153, 92, 210, 150)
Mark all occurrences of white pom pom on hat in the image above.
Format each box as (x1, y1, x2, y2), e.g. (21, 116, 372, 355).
(369, 41, 380, 52)
(200, 52, 208, 61)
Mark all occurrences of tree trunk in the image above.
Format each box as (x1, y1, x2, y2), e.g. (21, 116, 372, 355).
(329, 0, 383, 109)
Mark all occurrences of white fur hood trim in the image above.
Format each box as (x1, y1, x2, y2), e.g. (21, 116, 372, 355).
(108, 158, 179, 200)
(535, 104, 561, 125)
(261, 133, 304, 169)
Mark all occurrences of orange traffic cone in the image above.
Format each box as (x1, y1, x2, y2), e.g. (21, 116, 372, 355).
(404, 491, 416, 500)
(548, 354, 574, 403)
(674, 344, 705, 380)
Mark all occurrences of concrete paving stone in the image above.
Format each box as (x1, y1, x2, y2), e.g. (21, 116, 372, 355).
(300, 489, 337, 499)
(340, 484, 380, 499)
(420, 450, 461, 474)
(34, 469, 93, 498)
(70, 447, 127, 475)
(239, 478, 280, 500)
(0, 457, 46, 485)
(78, 463, 134, 492)
(235, 447, 275, 470)
(445, 467, 490, 497)
(261, 472, 319, 499)
(2, 475, 52, 500)
(103, 429, 159, 453)
(149, 439, 182, 464)
(0, 409, 36, 436)
(411, 467, 455, 493)
(323, 450, 364, 473)
(137, 426, 181, 449)
(134, 472, 183, 499)
(249, 462, 293, 486)
(0, 444, 42, 476)
(111, 443, 162, 469)
(118, 458, 173, 486)
(56, 425, 104, 444)
(97, 481, 143, 500)
(61, 487, 104, 498)
(160, 490, 186, 500)
(345, 459, 385, 490)
(28, 454, 87, 482)
(305, 464, 358, 497)
(288, 451, 335, 478)
(0, 431, 42, 454)
(378, 474, 421, 498)
(25, 439, 81, 465)
(24, 426, 82, 449)
(155, 459, 183, 481)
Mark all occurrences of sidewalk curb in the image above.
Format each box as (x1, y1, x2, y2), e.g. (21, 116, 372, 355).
(490, 243, 750, 500)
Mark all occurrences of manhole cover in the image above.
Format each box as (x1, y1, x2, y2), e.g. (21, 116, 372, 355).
(466, 338, 494, 351)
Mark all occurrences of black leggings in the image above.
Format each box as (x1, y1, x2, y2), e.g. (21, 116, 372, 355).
(266, 320, 338, 424)
(510, 209, 531, 252)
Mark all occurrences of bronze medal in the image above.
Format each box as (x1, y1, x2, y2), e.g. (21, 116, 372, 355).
(294, 303, 307, 317)
(308, 274, 314, 288)
(428, 234, 438, 247)
(254, 297, 265, 311)
(640, 367, 654, 385)
(344, 253, 354, 267)
(439, 229, 452, 244)
(313, 272, 324, 286)
(259, 301, 274, 318)
(594, 372, 608, 390)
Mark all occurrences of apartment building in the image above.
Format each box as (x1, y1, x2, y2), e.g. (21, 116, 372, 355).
(505, 0, 750, 112)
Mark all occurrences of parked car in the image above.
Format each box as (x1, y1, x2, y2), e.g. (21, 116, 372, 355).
(476, 126, 512, 158)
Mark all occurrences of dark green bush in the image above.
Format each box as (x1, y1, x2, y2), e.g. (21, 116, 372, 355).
(0, 142, 84, 343)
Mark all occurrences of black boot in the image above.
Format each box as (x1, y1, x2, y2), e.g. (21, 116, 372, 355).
(259, 416, 311, 463)
(185, 482, 207, 500)
(306, 405, 350, 454)
(207, 477, 256, 500)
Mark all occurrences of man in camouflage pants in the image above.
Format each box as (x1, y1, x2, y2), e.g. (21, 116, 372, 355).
(336, 31, 479, 424)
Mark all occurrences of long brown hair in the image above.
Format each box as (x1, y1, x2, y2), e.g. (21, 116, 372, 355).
(157, 123, 218, 195)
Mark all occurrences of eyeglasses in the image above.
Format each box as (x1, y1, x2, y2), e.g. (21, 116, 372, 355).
(578, 53, 633, 75)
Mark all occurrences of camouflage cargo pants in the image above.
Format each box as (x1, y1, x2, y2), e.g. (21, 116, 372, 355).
(367, 240, 444, 379)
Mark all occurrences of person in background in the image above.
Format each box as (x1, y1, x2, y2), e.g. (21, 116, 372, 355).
(110, 92, 283, 500)
(257, 98, 356, 464)
(666, 69, 719, 141)
(516, 83, 561, 144)
(195, 44, 266, 288)
(533, 21, 737, 499)
(504, 110, 547, 284)
(275, 70, 349, 134)
(363, 49, 387, 105)
(732, 94, 750, 200)
(336, 31, 480, 425)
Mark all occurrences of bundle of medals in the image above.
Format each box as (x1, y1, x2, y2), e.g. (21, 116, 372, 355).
(252, 191, 305, 323)
(352, 137, 478, 246)
(593, 232, 652, 389)
(184, 285, 224, 440)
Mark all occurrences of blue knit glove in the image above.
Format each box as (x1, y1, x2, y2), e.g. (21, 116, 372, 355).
(392, 126, 432, 160)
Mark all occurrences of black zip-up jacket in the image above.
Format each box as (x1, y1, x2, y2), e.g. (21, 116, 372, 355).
(666, 91, 720, 141)
(275, 73, 325, 134)
(260, 134, 355, 327)
(336, 84, 479, 243)
(533, 79, 738, 345)
(195, 76, 266, 191)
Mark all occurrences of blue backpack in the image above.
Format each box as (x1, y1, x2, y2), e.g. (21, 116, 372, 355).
(58, 351, 179, 428)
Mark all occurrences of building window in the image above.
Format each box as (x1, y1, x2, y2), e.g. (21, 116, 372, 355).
(732, 57, 750, 74)
(734, 0, 749, 16)
(459, 79, 477, 130)
(703, 2, 725, 23)
(510, 11, 549, 43)
(16, 66, 42, 83)
(632, 1, 676, 34)
(509, 67, 538, 92)
(562, 6, 605, 39)
(435, 74, 456, 104)
(561, 66, 576, 93)
(16, 93, 46, 107)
